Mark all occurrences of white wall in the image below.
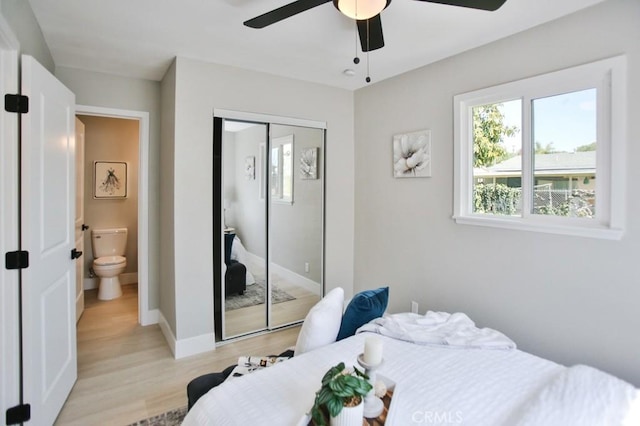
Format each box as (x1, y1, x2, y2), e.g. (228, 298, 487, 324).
(0, 0, 53, 72)
(354, 0, 640, 386)
(159, 60, 177, 333)
(270, 124, 324, 283)
(224, 126, 267, 258)
(165, 57, 354, 344)
(224, 123, 324, 284)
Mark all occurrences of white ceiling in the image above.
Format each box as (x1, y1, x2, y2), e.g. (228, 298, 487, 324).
(27, 0, 604, 91)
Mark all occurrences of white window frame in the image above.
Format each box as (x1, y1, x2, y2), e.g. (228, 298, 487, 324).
(271, 134, 294, 204)
(453, 56, 626, 240)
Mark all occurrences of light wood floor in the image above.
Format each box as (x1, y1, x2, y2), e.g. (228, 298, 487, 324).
(224, 257, 321, 338)
(225, 280, 320, 337)
(55, 284, 300, 425)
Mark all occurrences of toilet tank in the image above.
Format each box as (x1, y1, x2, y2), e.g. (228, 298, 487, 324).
(91, 228, 128, 258)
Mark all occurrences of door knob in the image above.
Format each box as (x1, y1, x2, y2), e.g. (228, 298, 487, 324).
(71, 249, 83, 260)
(81, 224, 89, 231)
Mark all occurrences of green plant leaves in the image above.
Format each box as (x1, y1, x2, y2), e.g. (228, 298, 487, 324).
(311, 362, 373, 422)
(326, 398, 344, 418)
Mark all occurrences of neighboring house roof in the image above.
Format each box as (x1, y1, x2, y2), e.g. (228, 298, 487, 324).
(474, 151, 596, 177)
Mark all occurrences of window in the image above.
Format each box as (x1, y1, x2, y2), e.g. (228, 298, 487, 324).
(454, 56, 626, 239)
(271, 135, 293, 204)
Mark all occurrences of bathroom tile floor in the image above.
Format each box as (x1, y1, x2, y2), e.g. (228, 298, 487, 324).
(54, 284, 299, 425)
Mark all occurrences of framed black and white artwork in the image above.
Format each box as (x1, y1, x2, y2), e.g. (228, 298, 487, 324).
(94, 161, 127, 198)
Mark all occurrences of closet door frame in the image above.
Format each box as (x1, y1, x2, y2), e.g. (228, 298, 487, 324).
(214, 110, 326, 341)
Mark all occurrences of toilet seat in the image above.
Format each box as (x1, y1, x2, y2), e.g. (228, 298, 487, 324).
(94, 255, 126, 267)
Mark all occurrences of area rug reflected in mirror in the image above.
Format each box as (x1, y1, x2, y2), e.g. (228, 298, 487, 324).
(226, 282, 295, 311)
(127, 406, 187, 426)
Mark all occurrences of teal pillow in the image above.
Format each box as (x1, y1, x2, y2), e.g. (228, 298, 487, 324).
(336, 286, 389, 341)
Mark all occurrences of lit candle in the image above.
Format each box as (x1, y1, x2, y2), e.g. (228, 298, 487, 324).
(363, 336, 383, 365)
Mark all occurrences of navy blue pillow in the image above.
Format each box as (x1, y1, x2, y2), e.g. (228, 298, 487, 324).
(224, 233, 235, 265)
(336, 286, 389, 341)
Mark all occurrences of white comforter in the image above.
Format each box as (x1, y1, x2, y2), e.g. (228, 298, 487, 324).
(357, 311, 516, 350)
(184, 321, 639, 426)
(184, 333, 562, 425)
(515, 364, 640, 426)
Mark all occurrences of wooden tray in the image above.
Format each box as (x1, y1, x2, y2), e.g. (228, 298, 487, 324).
(362, 388, 394, 426)
(303, 375, 396, 426)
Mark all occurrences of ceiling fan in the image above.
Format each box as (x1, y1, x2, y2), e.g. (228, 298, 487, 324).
(244, 0, 508, 53)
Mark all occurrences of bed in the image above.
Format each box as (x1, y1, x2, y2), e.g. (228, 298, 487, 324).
(184, 297, 640, 425)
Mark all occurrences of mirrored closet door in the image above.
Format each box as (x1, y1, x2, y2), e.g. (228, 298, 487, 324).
(213, 114, 325, 341)
(269, 124, 324, 328)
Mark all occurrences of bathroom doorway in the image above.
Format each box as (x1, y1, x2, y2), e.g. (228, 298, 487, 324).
(75, 105, 152, 325)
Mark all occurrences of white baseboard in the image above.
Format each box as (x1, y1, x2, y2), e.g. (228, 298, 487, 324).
(175, 332, 217, 359)
(83, 277, 97, 290)
(157, 311, 216, 359)
(141, 308, 159, 326)
(121, 272, 138, 285)
(271, 263, 321, 295)
(157, 312, 177, 357)
(243, 252, 321, 296)
(83, 272, 138, 290)
(243, 251, 264, 272)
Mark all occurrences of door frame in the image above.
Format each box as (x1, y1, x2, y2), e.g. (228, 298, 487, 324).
(0, 12, 21, 419)
(76, 105, 154, 326)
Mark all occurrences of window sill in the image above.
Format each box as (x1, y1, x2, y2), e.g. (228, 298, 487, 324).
(453, 215, 623, 240)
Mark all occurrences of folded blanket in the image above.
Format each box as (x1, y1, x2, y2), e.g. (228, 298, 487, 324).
(356, 311, 516, 349)
(225, 354, 292, 382)
(514, 364, 640, 426)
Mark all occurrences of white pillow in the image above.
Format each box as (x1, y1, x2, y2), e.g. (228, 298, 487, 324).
(294, 287, 344, 356)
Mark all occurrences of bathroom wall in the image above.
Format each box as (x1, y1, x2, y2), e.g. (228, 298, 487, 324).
(78, 115, 139, 285)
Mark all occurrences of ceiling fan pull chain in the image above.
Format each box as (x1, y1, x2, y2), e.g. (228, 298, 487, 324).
(366, 52, 371, 83)
(366, 18, 371, 83)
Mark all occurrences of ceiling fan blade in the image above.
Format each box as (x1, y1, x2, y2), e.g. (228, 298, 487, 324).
(357, 15, 384, 52)
(415, 0, 507, 12)
(244, 0, 331, 28)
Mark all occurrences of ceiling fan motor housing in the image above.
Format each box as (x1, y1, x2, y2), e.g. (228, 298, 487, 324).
(332, 0, 392, 20)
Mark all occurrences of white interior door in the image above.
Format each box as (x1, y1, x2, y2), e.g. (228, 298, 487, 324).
(75, 117, 85, 322)
(21, 55, 77, 425)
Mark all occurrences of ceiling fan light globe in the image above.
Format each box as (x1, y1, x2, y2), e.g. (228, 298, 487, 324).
(335, 0, 387, 20)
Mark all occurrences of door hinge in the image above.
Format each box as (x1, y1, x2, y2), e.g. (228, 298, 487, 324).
(4, 94, 29, 114)
(6, 403, 31, 425)
(5, 251, 29, 270)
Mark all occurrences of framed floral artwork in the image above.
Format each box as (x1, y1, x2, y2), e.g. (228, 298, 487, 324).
(300, 147, 318, 180)
(393, 130, 431, 178)
(245, 156, 255, 180)
(94, 161, 127, 198)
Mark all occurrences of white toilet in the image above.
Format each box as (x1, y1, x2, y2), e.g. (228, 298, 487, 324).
(91, 228, 128, 300)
